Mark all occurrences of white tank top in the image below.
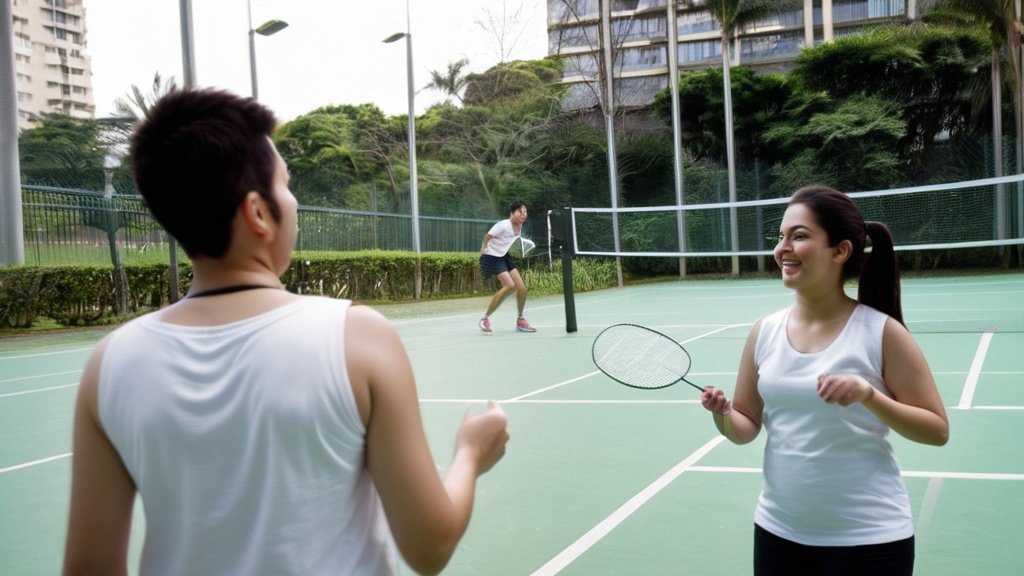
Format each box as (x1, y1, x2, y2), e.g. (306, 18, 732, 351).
(753, 304, 914, 546)
(98, 297, 399, 575)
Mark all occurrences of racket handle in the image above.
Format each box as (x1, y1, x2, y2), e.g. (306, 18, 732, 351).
(682, 379, 704, 392)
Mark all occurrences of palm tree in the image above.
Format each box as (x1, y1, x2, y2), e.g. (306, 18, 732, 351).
(113, 72, 178, 120)
(684, 0, 797, 274)
(423, 58, 470, 105)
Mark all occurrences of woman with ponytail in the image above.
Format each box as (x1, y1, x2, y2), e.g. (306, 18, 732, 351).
(700, 185, 948, 576)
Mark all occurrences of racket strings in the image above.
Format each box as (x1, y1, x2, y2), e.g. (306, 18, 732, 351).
(593, 327, 691, 389)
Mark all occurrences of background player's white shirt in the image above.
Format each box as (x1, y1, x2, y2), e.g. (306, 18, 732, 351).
(484, 219, 519, 257)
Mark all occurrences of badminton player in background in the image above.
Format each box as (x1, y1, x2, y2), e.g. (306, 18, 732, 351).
(478, 201, 536, 333)
(700, 185, 948, 576)
(62, 88, 509, 576)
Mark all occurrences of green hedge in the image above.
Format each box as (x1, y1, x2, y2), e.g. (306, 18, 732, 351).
(0, 251, 618, 329)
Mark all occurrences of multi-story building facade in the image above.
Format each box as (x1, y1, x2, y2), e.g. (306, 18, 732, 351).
(9, 0, 94, 131)
(547, 0, 930, 110)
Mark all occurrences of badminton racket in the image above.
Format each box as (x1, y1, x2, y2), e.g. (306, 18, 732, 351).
(515, 237, 536, 257)
(592, 323, 703, 391)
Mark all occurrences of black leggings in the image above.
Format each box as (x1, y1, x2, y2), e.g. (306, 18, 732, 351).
(754, 524, 915, 576)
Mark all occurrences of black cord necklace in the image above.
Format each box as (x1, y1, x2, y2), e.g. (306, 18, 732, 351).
(186, 284, 281, 298)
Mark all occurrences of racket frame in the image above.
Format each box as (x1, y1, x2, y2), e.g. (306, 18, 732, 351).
(591, 323, 704, 391)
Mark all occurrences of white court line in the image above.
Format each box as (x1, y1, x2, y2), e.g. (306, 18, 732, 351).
(0, 346, 93, 360)
(934, 370, 1024, 376)
(509, 399, 701, 404)
(390, 300, 573, 326)
(916, 477, 943, 542)
(506, 372, 600, 402)
(0, 383, 78, 399)
(529, 436, 726, 576)
(0, 369, 81, 384)
(686, 465, 1024, 481)
(421, 399, 701, 405)
(423, 398, 1021, 410)
(958, 332, 994, 409)
(0, 453, 71, 474)
(901, 470, 1024, 480)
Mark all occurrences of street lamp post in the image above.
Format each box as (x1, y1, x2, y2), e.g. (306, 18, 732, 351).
(247, 0, 288, 99)
(383, 30, 420, 255)
(102, 153, 122, 272)
(103, 153, 129, 315)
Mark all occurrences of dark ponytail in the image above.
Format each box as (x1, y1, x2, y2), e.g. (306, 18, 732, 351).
(858, 221, 903, 325)
(790, 186, 904, 325)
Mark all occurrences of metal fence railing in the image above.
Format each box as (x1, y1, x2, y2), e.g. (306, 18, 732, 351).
(19, 185, 495, 267)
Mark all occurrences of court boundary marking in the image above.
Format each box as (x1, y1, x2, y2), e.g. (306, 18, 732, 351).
(528, 436, 727, 576)
(958, 332, 993, 409)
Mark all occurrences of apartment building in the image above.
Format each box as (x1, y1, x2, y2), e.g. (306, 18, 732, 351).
(9, 0, 94, 131)
(547, 0, 928, 110)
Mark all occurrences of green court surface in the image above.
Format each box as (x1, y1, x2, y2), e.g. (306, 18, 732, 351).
(2, 274, 1022, 575)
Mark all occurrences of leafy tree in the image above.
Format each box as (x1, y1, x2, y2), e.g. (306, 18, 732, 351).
(653, 66, 795, 172)
(929, 1, 1021, 172)
(331, 103, 409, 212)
(419, 65, 564, 216)
(764, 94, 908, 193)
(792, 25, 989, 165)
(273, 109, 365, 208)
(680, 0, 800, 273)
(19, 114, 106, 189)
(462, 61, 546, 106)
(616, 132, 674, 206)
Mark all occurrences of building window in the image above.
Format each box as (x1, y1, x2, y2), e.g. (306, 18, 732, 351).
(742, 6, 804, 33)
(550, 23, 599, 51)
(616, 76, 668, 107)
(740, 30, 804, 63)
(833, 0, 906, 23)
(617, 15, 666, 43)
(678, 10, 718, 35)
(549, 0, 600, 23)
(679, 38, 720, 64)
(617, 46, 666, 72)
(563, 53, 600, 77)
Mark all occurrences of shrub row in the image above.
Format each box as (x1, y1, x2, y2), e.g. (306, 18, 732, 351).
(0, 251, 619, 329)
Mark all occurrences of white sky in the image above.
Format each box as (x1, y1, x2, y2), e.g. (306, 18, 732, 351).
(84, 0, 550, 122)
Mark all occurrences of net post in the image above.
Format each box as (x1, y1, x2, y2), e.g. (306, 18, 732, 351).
(549, 208, 577, 333)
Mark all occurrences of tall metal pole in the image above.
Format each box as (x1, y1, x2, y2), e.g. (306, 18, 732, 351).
(246, 1, 287, 101)
(384, 1, 421, 298)
(383, 5, 420, 256)
(0, 0, 25, 264)
(1016, 0, 1024, 248)
(170, 0, 198, 303)
(247, 0, 259, 99)
(404, 2, 420, 255)
(600, 0, 623, 287)
(667, 2, 686, 277)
